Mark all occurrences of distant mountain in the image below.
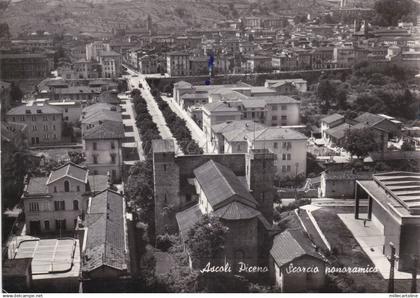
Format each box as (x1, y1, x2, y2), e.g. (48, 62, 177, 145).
(0, 0, 373, 37)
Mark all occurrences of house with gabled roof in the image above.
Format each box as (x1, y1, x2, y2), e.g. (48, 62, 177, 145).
(22, 163, 91, 235)
(269, 229, 326, 292)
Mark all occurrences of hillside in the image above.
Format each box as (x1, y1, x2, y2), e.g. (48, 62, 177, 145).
(0, 0, 373, 37)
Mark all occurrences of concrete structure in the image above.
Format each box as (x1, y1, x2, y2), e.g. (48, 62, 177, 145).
(7, 237, 80, 292)
(99, 50, 122, 78)
(166, 51, 190, 76)
(0, 53, 53, 80)
(86, 41, 111, 62)
(319, 170, 372, 198)
(6, 103, 63, 145)
(355, 172, 420, 272)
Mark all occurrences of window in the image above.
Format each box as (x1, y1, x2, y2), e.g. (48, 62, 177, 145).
(282, 153, 287, 160)
(64, 108, 68, 113)
(237, 144, 241, 151)
(43, 124, 48, 131)
(76, 185, 80, 192)
(54, 201, 65, 211)
(281, 105, 287, 111)
(163, 164, 167, 171)
(272, 105, 278, 111)
(32, 116, 36, 121)
(64, 180, 70, 192)
(272, 115, 277, 121)
(29, 202, 39, 212)
(73, 200, 79, 210)
(20, 116, 25, 121)
(54, 186, 57, 193)
(110, 153, 116, 164)
(43, 116, 48, 121)
(52, 115, 56, 121)
(281, 115, 288, 121)
(287, 153, 291, 160)
(93, 155, 98, 164)
(44, 220, 50, 231)
(93, 142, 97, 150)
(55, 219, 66, 231)
(111, 142, 115, 149)
(53, 125, 56, 130)
(273, 142, 278, 149)
(74, 219, 78, 228)
(32, 125, 37, 131)
(287, 165, 291, 172)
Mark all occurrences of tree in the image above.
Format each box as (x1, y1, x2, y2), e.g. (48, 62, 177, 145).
(374, 0, 418, 26)
(336, 88, 348, 110)
(401, 140, 416, 151)
(185, 215, 229, 267)
(317, 79, 336, 113)
(125, 160, 155, 238)
(10, 83, 23, 104)
(342, 128, 379, 159)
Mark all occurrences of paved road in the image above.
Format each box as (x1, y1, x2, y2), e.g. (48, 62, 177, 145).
(118, 94, 145, 162)
(160, 95, 208, 151)
(124, 66, 183, 155)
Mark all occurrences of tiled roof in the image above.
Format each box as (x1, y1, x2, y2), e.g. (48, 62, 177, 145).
(99, 50, 121, 57)
(270, 229, 324, 268)
(212, 120, 265, 134)
(88, 175, 110, 194)
(241, 100, 267, 108)
(83, 121, 125, 140)
(354, 112, 386, 127)
(81, 109, 122, 124)
(47, 162, 88, 185)
(193, 160, 256, 209)
(83, 189, 127, 273)
(321, 113, 344, 124)
(7, 104, 61, 116)
(173, 81, 193, 88)
(26, 177, 49, 195)
(258, 95, 299, 104)
(213, 201, 260, 220)
(175, 204, 203, 238)
(82, 103, 117, 115)
(203, 102, 240, 113)
(325, 123, 351, 140)
(253, 127, 307, 141)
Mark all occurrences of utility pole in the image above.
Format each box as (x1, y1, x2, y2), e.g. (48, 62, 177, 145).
(411, 255, 418, 293)
(387, 242, 396, 293)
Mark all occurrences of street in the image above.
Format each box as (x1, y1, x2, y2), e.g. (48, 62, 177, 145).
(124, 65, 183, 155)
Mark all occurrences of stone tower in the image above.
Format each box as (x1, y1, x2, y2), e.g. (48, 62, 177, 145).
(152, 139, 180, 236)
(246, 149, 277, 224)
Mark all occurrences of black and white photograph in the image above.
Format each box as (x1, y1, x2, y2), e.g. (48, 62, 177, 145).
(0, 0, 419, 295)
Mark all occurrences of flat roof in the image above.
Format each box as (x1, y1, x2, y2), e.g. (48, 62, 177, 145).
(11, 237, 80, 280)
(373, 172, 420, 214)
